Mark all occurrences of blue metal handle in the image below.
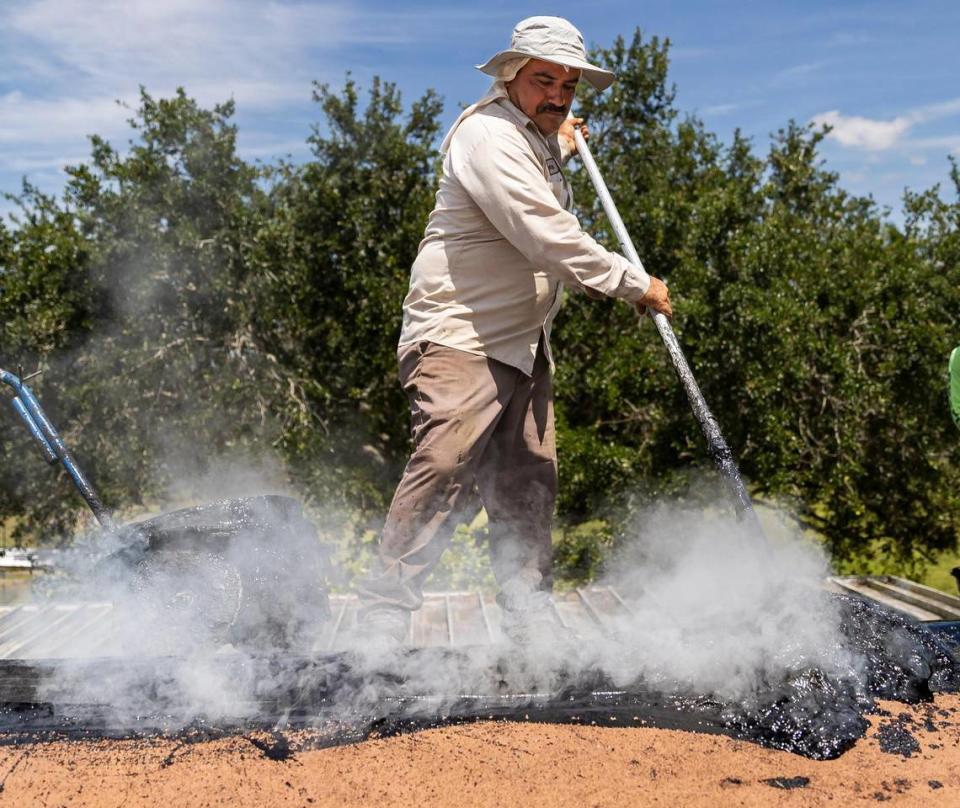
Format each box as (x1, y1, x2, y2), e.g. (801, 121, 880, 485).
(11, 396, 58, 464)
(1, 367, 114, 528)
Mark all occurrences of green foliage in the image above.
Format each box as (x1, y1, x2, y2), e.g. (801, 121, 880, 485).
(1, 31, 958, 579)
(556, 30, 960, 569)
(552, 519, 613, 586)
(0, 184, 97, 532)
(0, 184, 93, 358)
(245, 76, 443, 519)
(915, 543, 960, 595)
(1, 89, 274, 537)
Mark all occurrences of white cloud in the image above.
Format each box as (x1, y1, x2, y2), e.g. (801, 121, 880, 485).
(237, 138, 313, 160)
(913, 98, 960, 121)
(0, 1, 406, 180)
(5, 1, 348, 103)
(0, 91, 131, 145)
(0, 1, 491, 163)
(0, 151, 89, 172)
(702, 102, 742, 117)
(0, 1, 498, 193)
(6, 0, 487, 90)
(811, 110, 911, 150)
(812, 97, 960, 152)
(905, 135, 960, 152)
(770, 60, 830, 85)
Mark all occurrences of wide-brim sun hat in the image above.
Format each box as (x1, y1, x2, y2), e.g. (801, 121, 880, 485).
(476, 16, 615, 92)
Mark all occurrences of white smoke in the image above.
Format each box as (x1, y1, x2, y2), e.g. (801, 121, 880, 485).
(34, 486, 333, 724)
(28, 483, 869, 734)
(590, 502, 857, 702)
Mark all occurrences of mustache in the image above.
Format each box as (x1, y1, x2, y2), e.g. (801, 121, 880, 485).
(537, 103, 568, 115)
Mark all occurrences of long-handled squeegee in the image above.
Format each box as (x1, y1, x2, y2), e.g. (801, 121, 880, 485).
(1, 368, 113, 528)
(573, 128, 761, 530)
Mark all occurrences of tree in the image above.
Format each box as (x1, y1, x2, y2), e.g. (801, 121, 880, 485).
(246, 77, 443, 524)
(2, 34, 957, 578)
(0, 185, 96, 535)
(553, 30, 960, 570)
(1, 90, 274, 536)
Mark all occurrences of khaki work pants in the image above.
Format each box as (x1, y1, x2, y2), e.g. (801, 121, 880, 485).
(356, 339, 557, 613)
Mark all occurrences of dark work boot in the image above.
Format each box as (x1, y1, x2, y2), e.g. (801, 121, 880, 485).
(354, 606, 412, 650)
(496, 576, 574, 646)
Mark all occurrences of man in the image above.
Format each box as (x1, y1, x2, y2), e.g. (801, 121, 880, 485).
(356, 16, 672, 644)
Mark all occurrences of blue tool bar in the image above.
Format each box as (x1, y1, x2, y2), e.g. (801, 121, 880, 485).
(1, 368, 114, 528)
(11, 396, 58, 464)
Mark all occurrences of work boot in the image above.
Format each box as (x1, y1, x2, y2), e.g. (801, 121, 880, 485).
(496, 577, 575, 647)
(354, 606, 411, 650)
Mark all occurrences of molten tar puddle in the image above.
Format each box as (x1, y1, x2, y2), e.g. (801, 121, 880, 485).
(3, 498, 958, 760)
(1, 592, 957, 760)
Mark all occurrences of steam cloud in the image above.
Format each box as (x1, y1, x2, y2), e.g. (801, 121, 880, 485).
(30, 484, 880, 741)
(595, 503, 856, 702)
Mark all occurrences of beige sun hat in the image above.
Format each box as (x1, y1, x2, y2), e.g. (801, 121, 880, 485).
(477, 16, 615, 92)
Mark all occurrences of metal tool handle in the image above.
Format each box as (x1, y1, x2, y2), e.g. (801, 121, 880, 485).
(11, 396, 59, 464)
(573, 128, 758, 522)
(1, 368, 114, 527)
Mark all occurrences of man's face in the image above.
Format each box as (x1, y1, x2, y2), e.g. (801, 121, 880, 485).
(506, 59, 581, 136)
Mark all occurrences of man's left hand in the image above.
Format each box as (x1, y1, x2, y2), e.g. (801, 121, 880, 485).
(558, 117, 589, 155)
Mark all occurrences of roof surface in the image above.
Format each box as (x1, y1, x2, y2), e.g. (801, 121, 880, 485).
(2, 577, 958, 661)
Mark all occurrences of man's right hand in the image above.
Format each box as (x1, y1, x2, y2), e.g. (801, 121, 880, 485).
(634, 276, 672, 319)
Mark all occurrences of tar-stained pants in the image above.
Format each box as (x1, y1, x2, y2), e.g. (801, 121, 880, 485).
(356, 339, 557, 613)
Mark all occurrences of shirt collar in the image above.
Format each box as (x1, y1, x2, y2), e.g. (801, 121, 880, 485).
(496, 97, 563, 163)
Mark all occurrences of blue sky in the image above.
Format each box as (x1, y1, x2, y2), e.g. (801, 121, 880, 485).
(2, 1, 959, 225)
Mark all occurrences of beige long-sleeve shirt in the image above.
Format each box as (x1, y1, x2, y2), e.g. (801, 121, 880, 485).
(399, 96, 651, 375)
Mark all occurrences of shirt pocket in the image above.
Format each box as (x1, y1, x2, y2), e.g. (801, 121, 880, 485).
(534, 271, 556, 306)
(544, 156, 570, 208)
(551, 177, 571, 209)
